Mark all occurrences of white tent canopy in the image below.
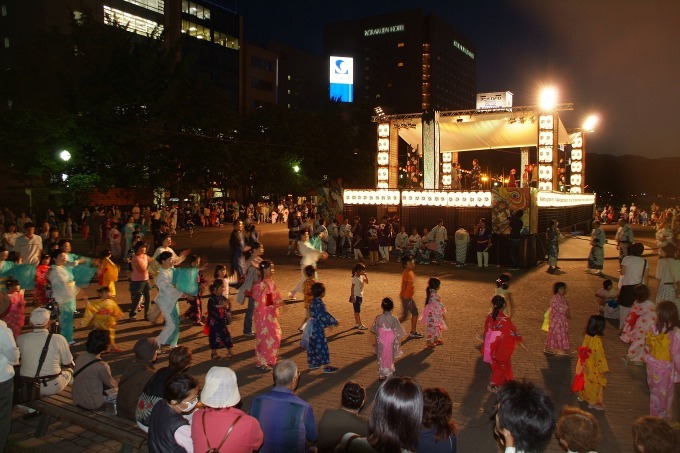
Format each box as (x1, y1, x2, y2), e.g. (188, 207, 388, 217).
(397, 112, 573, 152)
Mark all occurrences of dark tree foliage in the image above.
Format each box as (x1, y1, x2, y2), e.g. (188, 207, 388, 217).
(0, 14, 376, 201)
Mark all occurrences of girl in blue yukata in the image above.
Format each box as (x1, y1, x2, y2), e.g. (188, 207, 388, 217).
(304, 282, 339, 374)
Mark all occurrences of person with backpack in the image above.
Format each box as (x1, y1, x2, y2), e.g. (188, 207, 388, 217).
(643, 300, 680, 420)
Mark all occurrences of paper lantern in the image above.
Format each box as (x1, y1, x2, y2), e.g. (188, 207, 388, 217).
(378, 138, 389, 151)
(539, 115, 554, 129)
(571, 149, 582, 161)
(378, 123, 390, 137)
(571, 161, 582, 173)
(539, 131, 553, 146)
(570, 174, 582, 186)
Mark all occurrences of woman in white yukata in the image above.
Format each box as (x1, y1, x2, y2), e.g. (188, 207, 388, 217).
(154, 251, 184, 352)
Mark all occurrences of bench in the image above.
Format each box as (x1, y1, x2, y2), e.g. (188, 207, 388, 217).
(24, 387, 147, 453)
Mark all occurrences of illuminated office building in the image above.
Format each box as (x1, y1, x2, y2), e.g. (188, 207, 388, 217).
(324, 10, 476, 113)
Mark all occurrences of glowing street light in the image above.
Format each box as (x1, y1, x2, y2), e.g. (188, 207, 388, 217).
(583, 114, 599, 132)
(539, 87, 558, 111)
(59, 150, 71, 162)
(293, 164, 300, 173)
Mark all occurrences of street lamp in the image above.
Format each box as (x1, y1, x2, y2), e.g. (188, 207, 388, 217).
(293, 165, 300, 173)
(60, 150, 71, 162)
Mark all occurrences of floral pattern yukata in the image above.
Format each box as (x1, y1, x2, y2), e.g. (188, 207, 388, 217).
(81, 298, 124, 344)
(306, 297, 338, 368)
(251, 277, 283, 367)
(4, 291, 26, 338)
(33, 264, 51, 306)
(371, 312, 406, 379)
(644, 327, 680, 420)
(206, 294, 233, 350)
(421, 293, 447, 342)
(483, 311, 522, 387)
(576, 334, 608, 406)
(546, 294, 570, 351)
(620, 300, 656, 363)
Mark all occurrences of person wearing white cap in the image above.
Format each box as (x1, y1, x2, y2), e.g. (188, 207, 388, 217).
(17, 307, 74, 396)
(191, 367, 263, 453)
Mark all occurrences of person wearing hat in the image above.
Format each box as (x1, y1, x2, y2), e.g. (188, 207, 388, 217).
(191, 367, 263, 453)
(116, 338, 158, 421)
(17, 307, 74, 396)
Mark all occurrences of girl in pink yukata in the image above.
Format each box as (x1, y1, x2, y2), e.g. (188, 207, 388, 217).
(621, 284, 657, 366)
(545, 281, 571, 356)
(643, 300, 680, 420)
(371, 297, 406, 381)
(421, 277, 447, 349)
(2, 278, 26, 338)
(251, 260, 283, 371)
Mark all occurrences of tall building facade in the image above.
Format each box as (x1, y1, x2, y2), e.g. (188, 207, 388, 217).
(0, 0, 242, 111)
(323, 10, 476, 114)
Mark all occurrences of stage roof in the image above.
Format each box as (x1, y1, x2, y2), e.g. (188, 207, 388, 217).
(397, 111, 573, 152)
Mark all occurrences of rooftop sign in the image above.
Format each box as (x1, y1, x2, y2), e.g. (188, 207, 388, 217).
(453, 40, 474, 59)
(364, 24, 405, 37)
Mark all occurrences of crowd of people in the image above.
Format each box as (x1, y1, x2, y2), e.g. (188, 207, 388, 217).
(1, 200, 680, 452)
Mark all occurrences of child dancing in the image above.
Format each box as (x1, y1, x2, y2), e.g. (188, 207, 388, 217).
(483, 295, 522, 393)
(573, 315, 608, 411)
(371, 297, 406, 380)
(421, 277, 447, 348)
(304, 282, 339, 373)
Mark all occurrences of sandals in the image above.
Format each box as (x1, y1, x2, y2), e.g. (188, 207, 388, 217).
(426, 342, 436, 349)
(211, 352, 223, 360)
(434, 340, 444, 346)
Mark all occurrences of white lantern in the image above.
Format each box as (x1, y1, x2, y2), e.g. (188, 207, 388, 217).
(539, 147, 553, 163)
(378, 138, 389, 151)
(570, 186, 582, 194)
(570, 174, 582, 186)
(442, 175, 452, 185)
(539, 182, 553, 191)
(539, 115, 554, 129)
(539, 165, 553, 180)
(377, 182, 388, 189)
(378, 123, 390, 137)
(571, 149, 582, 161)
(539, 131, 553, 146)
(442, 152, 452, 163)
(571, 161, 582, 173)
(572, 135, 582, 148)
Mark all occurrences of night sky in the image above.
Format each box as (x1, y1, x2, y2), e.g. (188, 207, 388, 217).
(234, 0, 680, 159)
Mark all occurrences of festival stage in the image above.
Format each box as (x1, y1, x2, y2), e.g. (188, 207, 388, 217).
(340, 100, 596, 268)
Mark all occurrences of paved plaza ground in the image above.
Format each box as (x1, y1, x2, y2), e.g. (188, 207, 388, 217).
(8, 222, 669, 452)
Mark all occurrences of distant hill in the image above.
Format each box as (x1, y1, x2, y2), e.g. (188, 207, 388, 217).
(585, 153, 680, 196)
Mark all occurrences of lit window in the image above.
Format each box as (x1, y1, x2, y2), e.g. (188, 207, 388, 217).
(287, 89, 291, 94)
(182, 0, 210, 19)
(397, 42, 404, 47)
(182, 19, 210, 41)
(397, 62, 404, 67)
(214, 30, 238, 49)
(104, 6, 163, 37)
(124, 0, 164, 13)
(287, 75, 291, 80)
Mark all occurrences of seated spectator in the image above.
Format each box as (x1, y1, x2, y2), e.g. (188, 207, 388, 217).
(317, 381, 368, 452)
(250, 359, 317, 452)
(417, 387, 457, 453)
(0, 305, 20, 451)
(191, 367, 263, 453)
(148, 372, 198, 453)
(136, 346, 192, 432)
(72, 329, 118, 410)
(116, 338, 157, 421)
(494, 380, 556, 453)
(555, 406, 600, 453)
(336, 375, 423, 453)
(632, 416, 677, 453)
(17, 307, 73, 396)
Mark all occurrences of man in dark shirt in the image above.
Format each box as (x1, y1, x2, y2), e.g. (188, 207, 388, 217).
(508, 210, 524, 270)
(116, 338, 157, 421)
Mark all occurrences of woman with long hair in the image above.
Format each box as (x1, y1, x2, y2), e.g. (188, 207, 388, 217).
(483, 295, 522, 393)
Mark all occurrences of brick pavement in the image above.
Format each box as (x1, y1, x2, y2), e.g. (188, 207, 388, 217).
(8, 223, 667, 452)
